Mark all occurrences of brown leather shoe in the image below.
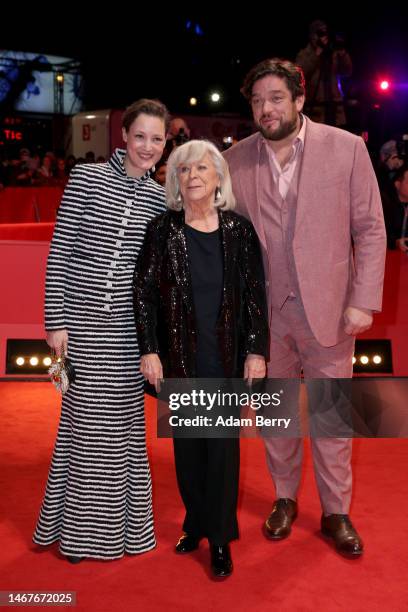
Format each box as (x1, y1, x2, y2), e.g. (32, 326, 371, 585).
(321, 514, 364, 556)
(264, 498, 298, 540)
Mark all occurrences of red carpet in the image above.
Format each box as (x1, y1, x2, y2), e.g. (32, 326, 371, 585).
(1, 382, 407, 611)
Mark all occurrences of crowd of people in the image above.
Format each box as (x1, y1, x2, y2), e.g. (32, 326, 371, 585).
(376, 139, 408, 252)
(2, 128, 405, 253)
(0, 148, 106, 190)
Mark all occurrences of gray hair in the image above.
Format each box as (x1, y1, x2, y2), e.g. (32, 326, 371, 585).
(165, 139, 236, 211)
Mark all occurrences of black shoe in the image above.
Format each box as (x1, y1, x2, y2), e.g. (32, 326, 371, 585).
(210, 544, 233, 578)
(321, 514, 364, 557)
(264, 498, 298, 540)
(66, 556, 84, 564)
(175, 534, 201, 554)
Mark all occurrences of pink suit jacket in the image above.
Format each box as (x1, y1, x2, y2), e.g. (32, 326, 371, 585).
(224, 116, 387, 347)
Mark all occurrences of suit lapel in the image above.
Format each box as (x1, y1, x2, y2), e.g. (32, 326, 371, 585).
(219, 210, 232, 293)
(295, 117, 329, 232)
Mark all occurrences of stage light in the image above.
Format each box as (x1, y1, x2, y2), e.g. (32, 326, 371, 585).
(189, 97, 198, 106)
(353, 340, 392, 374)
(210, 92, 221, 103)
(6, 340, 52, 376)
(379, 80, 390, 91)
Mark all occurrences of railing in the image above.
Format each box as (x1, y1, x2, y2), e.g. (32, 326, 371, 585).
(0, 187, 64, 223)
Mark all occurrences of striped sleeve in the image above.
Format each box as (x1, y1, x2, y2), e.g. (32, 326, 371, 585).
(44, 166, 88, 330)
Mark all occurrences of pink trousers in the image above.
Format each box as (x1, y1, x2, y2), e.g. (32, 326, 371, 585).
(266, 297, 355, 514)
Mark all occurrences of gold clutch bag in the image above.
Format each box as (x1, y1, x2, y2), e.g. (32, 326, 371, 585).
(48, 352, 76, 394)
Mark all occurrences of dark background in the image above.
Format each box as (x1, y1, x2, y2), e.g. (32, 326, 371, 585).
(1, 6, 408, 139)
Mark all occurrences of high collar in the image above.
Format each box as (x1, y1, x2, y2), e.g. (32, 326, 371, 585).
(108, 148, 151, 181)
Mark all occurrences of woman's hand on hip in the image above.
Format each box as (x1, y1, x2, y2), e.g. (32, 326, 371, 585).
(46, 329, 68, 358)
(140, 353, 163, 392)
(244, 354, 266, 386)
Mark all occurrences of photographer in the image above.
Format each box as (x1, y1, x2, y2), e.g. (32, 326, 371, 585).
(167, 117, 191, 147)
(382, 164, 408, 252)
(296, 19, 352, 127)
(377, 139, 405, 199)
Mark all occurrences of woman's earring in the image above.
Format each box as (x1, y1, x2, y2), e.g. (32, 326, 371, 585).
(176, 191, 183, 205)
(215, 186, 222, 202)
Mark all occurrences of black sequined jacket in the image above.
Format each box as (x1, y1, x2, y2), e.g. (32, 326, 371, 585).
(133, 209, 269, 378)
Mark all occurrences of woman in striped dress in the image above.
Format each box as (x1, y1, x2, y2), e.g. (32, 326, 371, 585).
(33, 99, 169, 562)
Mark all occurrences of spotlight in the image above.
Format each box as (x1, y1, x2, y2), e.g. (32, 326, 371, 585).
(43, 357, 52, 366)
(352, 356, 356, 364)
(6, 339, 51, 376)
(353, 340, 392, 374)
(189, 97, 198, 106)
(210, 92, 221, 103)
(379, 80, 390, 91)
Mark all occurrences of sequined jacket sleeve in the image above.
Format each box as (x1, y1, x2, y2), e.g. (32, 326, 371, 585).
(133, 214, 166, 355)
(236, 216, 269, 358)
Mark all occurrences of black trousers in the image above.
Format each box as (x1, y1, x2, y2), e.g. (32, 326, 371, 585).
(173, 437, 240, 545)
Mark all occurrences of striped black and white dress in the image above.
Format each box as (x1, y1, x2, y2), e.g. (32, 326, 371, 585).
(33, 149, 165, 560)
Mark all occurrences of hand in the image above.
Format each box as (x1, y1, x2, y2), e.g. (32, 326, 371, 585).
(343, 306, 373, 336)
(244, 354, 266, 386)
(140, 353, 163, 392)
(46, 329, 68, 358)
(396, 238, 408, 253)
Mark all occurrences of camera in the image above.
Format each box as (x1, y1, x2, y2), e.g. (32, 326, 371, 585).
(316, 28, 346, 53)
(222, 136, 233, 151)
(174, 128, 189, 146)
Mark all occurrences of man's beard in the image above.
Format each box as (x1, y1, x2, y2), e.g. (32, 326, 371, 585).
(257, 114, 298, 141)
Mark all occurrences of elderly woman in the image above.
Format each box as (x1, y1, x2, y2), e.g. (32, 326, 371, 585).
(133, 140, 268, 577)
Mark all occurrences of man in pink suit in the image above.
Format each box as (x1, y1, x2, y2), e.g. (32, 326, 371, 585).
(224, 58, 386, 556)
